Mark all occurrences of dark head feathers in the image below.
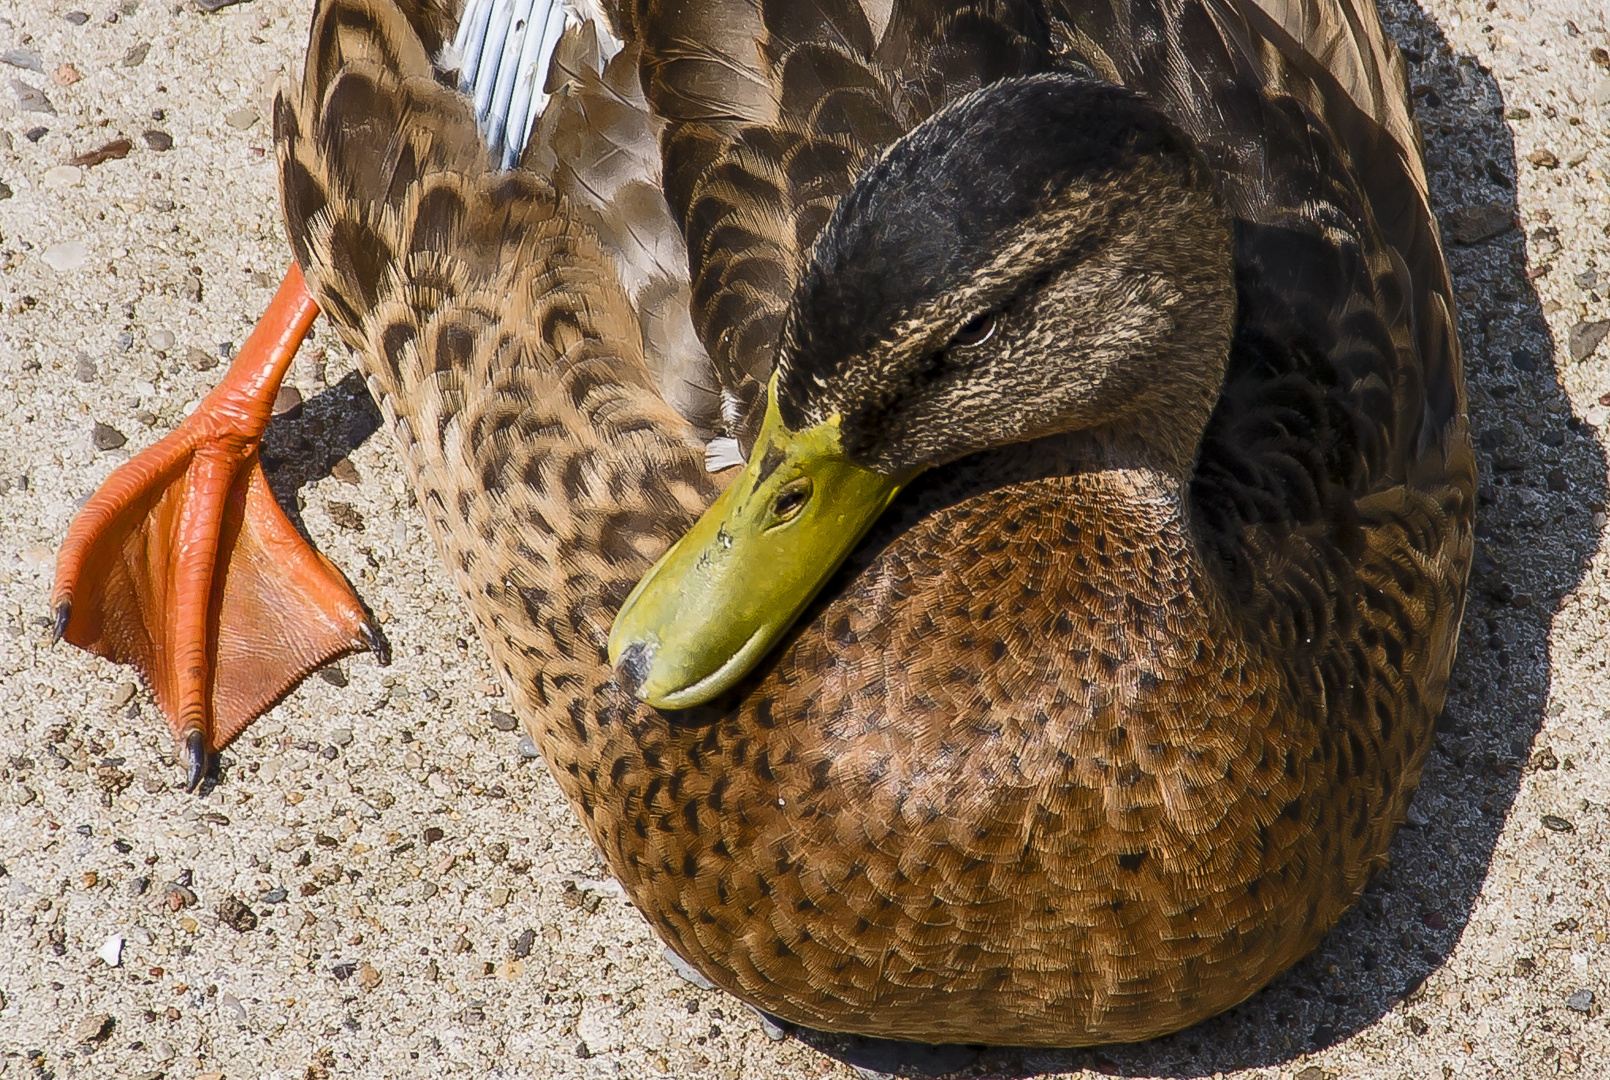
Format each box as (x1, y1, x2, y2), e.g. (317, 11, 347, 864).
(775, 73, 1215, 430)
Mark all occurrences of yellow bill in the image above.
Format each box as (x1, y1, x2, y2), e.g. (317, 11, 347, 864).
(608, 375, 910, 709)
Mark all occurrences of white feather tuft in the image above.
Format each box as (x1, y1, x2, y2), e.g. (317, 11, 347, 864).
(704, 438, 746, 472)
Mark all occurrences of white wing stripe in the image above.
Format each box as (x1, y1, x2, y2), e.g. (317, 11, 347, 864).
(470, 0, 517, 130)
(483, 0, 540, 155)
(506, 1, 569, 169)
(451, 0, 494, 90)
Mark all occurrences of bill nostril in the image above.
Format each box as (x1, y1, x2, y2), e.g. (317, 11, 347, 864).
(615, 641, 654, 700)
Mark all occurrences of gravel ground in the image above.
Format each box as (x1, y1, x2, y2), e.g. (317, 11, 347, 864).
(1, 0, 1607, 1077)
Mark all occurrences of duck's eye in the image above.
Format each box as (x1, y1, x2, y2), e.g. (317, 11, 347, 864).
(770, 479, 812, 525)
(951, 313, 998, 348)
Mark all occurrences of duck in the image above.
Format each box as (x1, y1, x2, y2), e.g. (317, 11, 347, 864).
(52, 0, 1474, 1047)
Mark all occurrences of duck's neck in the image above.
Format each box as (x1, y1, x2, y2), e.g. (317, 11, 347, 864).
(857, 440, 1276, 788)
(1013, 428, 1239, 666)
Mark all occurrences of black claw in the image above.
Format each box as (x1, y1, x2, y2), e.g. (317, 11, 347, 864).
(182, 730, 209, 794)
(52, 601, 70, 644)
(360, 621, 391, 666)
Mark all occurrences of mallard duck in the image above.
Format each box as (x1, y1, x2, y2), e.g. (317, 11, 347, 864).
(54, 0, 1473, 1047)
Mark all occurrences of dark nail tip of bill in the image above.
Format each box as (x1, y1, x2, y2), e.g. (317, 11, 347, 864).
(615, 641, 653, 700)
(52, 601, 70, 643)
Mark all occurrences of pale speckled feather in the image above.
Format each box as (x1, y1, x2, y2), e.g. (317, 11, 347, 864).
(540, 32, 722, 434)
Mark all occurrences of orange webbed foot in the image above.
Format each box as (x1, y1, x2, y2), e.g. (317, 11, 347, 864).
(52, 265, 386, 790)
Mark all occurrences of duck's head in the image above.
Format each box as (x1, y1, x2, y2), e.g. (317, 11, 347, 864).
(609, 74, 1235, 709)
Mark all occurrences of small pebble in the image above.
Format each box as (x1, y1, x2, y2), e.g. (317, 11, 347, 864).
(272, 384, 303, 417)
(319, 665, 348, 688)
(1444, 203, 1512, 245)
(72, 1013, 112, 1043)
(1527, 148, 1560, 169)
(112, 681, 137, 708)
(259, 887, 288, 904)
(224, 107, 260, 130)
(64, 10, 90, 24)
(1567, 989, 1595, 1013)
(147, 329, 175, 352)
(187, 346, 218, 372)
(517, 733, 541, 760)
(1, 49, 44, 73)
(142, 129, 172, 151)
(98, 935, 123, 967)
(752, 1008, 788, 1041)
(74, 355, 97, 382)
(1571, 320, 1610, 363)
(25, 125, 48, 142)
(326, 501, 364, 531)
(127, 876, 150, 897)
(10, 78, 54, 114)
(91, 423, 127, 451)
(489, 709, 518, 732)
(68, 138, 132, 168)
(664, 946, 717, 990)
(217, 896, 258, 932)
(122, 42, 150, 67)
(53, 63, 82, 88)
(330, 457, 361, 485)
(357, 963, 381, 989)
(329, 727, 354, 747)
(487, 886, 511, 908)
(1542, 814, 1575, 833)
(41, 239, 88, 269)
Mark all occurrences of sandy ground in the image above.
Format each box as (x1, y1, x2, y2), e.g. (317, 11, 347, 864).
(0, 0, 1607, 1077)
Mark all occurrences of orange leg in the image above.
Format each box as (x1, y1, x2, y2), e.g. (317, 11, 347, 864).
(53, 265, 386, 791)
